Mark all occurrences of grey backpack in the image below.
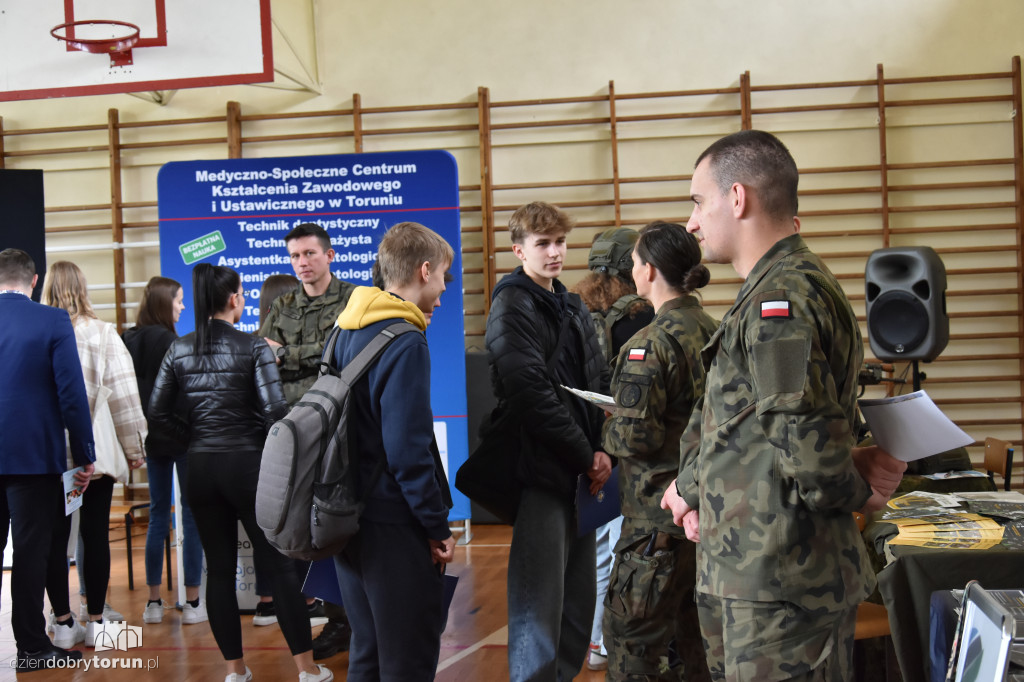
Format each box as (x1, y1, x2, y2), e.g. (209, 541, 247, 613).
(256, 321, 418, 560)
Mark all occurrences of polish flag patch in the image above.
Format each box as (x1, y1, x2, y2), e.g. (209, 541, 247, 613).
(627, 348, 647, 361)
(760, 300, 791, 319)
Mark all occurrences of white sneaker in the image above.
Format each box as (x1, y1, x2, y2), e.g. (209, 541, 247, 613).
(299, 664, 334, 682)
(51, 617, 86, 649)
(81, 602, 123, 622)
(143, 600, 164, 624)
(84, 619, 103, 648)
(224, 667, 253, 682)
(182, 601, 209, 625)
(46, 611, 55, 635)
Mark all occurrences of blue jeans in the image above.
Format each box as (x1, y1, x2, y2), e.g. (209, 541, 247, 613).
(590, 516, 622, 653)
(145, 453, 203, 588)
(508, 486, 596, 682)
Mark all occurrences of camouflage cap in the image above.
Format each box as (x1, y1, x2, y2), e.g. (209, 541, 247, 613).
(589, 227, 639, 279)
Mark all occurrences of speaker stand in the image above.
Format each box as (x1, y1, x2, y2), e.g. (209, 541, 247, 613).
(912, 360, 924, 392)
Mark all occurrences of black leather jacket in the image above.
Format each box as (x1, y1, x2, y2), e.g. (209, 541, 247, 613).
(149, 319, 287, 452)
(485, 267, 608, 495)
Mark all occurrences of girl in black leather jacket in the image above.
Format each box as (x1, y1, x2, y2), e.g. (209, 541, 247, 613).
(149, 263, 332, 682)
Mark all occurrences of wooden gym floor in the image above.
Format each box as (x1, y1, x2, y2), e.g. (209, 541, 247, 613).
(0, 523, 607, 681)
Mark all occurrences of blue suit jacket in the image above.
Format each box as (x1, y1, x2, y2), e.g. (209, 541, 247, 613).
(0, 292, 95, 474)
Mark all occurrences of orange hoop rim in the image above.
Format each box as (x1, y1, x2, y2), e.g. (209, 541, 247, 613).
(50, 20, 140, 54)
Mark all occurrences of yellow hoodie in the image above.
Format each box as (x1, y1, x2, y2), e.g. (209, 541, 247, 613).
(336, 286, 427, 331)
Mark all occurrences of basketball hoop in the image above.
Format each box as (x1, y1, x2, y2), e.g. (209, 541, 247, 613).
(51, 20, 141, 67)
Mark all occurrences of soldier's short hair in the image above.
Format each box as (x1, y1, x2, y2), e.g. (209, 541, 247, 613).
(0, 248, 35, 287)
(285, 222, 332, 253)
(695, 130, 799, 223)
(508, 201, 574, 245)
(376, 222, 454, 288)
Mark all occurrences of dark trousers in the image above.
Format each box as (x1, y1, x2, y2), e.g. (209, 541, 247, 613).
(46, 474, 115, 617)
(187, 448, 312, 660)
(0, 474, 64, 652)
(335, 519, 445, 682)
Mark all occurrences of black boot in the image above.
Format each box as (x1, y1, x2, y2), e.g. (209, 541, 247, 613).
(312, 617, 352, 660)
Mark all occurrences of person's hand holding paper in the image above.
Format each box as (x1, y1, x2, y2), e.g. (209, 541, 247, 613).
(852, 444, 908, 514)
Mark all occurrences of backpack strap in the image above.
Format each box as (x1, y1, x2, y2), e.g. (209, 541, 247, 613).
(337, 321, 419, 386)
(326, 321, 421, 501)
(605, 293, 643, 330)
(318, 321, 418, 381)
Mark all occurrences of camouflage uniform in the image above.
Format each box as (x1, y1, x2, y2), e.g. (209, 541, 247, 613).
(257, 276, 355, 406)
(602, 295, 717, 681)
(676, 234, 874, 681)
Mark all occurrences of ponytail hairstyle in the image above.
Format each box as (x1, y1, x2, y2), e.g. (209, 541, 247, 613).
(42, 260, 96, 324)
(137, 276, 182, 334)
(192, 263, 241, 355)
(634, 221, 710, 295)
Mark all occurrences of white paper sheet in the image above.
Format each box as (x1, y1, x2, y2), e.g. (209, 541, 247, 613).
(858, 390, 973, 462)
(561, 385, 617, 414)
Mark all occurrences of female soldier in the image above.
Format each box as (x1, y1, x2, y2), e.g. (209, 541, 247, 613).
(601, 221, 717, 682)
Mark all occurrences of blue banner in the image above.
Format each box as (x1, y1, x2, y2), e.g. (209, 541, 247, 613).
(156, 150, 470, 522)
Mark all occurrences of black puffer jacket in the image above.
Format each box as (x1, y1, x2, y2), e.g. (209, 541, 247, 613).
(149, 319, 287, 453)
(485, 267, 608, 495)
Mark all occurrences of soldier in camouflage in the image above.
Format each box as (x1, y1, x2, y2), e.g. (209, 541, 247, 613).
(602, 221, 717, 682)
(259, 222, 356, 407)
(661, 131, 907, 681)
(573, 227, 654, 672)
(577, 227, 654, 365)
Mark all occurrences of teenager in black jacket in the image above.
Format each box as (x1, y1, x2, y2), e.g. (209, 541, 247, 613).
(149, 263, 332, 682)
(121, 276, 205, 625)
(485, 202, 611, 682)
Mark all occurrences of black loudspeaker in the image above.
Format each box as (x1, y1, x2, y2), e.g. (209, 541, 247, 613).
(865, 246, 949, 362)
(0, 169, 46, 301)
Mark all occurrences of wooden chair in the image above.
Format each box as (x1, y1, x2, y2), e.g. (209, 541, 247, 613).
(983, 437, 1015, 491)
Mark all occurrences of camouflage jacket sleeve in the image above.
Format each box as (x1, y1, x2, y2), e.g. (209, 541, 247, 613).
(676, 395, 704, 509)
(743, 285, 871, 513)
(602, 336, 674, 460)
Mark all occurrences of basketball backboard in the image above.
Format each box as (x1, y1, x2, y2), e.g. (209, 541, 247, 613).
(0, 0, 272, 102)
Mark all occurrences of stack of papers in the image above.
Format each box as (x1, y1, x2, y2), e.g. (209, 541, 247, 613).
(888, 512, 1005, 550)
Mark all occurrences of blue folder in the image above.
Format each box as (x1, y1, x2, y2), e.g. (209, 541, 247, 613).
(576, 464, 620, 537)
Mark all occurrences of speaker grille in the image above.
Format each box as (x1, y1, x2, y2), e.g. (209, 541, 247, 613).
(867, 291, 929, 355)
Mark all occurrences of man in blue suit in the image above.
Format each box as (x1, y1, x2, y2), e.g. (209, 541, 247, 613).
(0, 248, 96, 672)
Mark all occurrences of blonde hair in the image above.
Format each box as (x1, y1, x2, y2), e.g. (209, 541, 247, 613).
(43, 261, 96, 323)
(376, 222, 454, 288)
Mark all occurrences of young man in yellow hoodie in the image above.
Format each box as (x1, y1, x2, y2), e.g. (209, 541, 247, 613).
(327, 221, 456, 681)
